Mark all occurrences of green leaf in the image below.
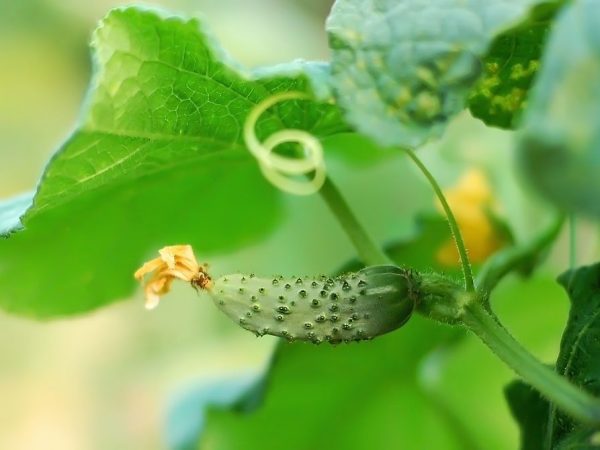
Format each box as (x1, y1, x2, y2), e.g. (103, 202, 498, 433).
(505, 380, 550, 450)
(0, 7, 347, 317)
(322, 0, 542, 148)
(548, 263, 600, 445)
(518, 0, 600, 217)
(468, 1, 562, 129)
(200, 321, 465, 450)
(509, 264, 600, 449)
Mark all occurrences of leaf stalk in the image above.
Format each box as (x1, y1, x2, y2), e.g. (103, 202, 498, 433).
(319, 177, 392, 266)
(400, 148, 475, 292)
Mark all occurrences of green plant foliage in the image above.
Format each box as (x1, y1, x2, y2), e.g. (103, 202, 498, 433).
(199, 321, 463, 450)
(423, 274, 569, 450)
(0, 192, 33, 234)
(338, 214, 467, 277)
(172, 218, 504, 449)
(185, 272, 572, 450)
(505, 381, 549, 450)
(2, 1, 600, 448)
(388, 214, 468, 275)
(468, 1, 562, 129)
(507, 264, 600, 448)
(0, 7, 348, 317)
(554, 427, 600, 450)
(321, 0, 541, 148)
(550, 263, 600, 445)
(519, 0, 600, 217)
(166, 220, 465, 449)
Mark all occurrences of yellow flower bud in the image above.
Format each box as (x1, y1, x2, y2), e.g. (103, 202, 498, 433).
(435, 169, 507, 267)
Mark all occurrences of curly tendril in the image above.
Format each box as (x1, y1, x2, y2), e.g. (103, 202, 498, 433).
(243, 92, 326, 195)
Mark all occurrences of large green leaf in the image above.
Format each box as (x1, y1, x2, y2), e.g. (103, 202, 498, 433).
(321, 0, 542, 148)
(518, 0, 600, 217)
(0, 7, 347, 317)
(468, 1, 562, 129)
(200, 320, 463, 450)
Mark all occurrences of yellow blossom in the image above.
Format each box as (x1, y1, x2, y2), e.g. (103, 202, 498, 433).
(134, 245, 211, 309)
(436, 169, 506, 267)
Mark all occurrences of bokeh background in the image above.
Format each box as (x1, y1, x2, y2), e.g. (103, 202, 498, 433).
(1, 1, 599, 449)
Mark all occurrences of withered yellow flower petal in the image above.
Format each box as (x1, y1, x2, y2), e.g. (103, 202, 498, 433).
(134, 245, 211, 309)
(144, 276, 173, 310)
(134, 258, 164, 281)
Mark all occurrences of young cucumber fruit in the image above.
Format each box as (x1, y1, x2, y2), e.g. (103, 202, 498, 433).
(206, 265, 420, 344)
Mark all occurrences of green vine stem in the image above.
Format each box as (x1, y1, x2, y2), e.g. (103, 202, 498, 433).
(401, 148, 475, 292)
(462, 302, 600, 425)
(476, 214, 565, 294)
(319, 176, 392, 266)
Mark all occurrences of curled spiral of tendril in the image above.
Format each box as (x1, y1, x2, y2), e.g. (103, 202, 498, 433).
(243, 92, 326, 195)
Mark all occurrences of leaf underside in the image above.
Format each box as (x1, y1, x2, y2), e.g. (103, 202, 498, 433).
(321, 0, 542, 148)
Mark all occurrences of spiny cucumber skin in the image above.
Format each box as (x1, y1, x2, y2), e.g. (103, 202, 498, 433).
(207, 266, 419, 344)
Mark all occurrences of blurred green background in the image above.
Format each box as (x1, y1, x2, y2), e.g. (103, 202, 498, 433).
(1, 1, 599, 449)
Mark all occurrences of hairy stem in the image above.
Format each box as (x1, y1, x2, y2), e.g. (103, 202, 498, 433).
(463, 303, 600, 425)
(319, 177, 392, 266)
(476, 214, 564, 294)
(401, 148, 474, 292)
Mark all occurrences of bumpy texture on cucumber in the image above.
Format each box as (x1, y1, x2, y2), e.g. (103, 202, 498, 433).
(206, 265, 419, 344)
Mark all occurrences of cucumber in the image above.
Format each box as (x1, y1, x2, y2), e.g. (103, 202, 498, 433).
(204, 265, 419, 344)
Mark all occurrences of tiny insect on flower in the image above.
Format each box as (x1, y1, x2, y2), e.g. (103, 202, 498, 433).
(134, 245, 212, 309)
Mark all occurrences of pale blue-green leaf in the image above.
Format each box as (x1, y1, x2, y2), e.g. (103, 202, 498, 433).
(0, 192, 34, 235)
(166, 373, 262, 450)
(322, 0, 542, 148)
(519, 0, 600, 217)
